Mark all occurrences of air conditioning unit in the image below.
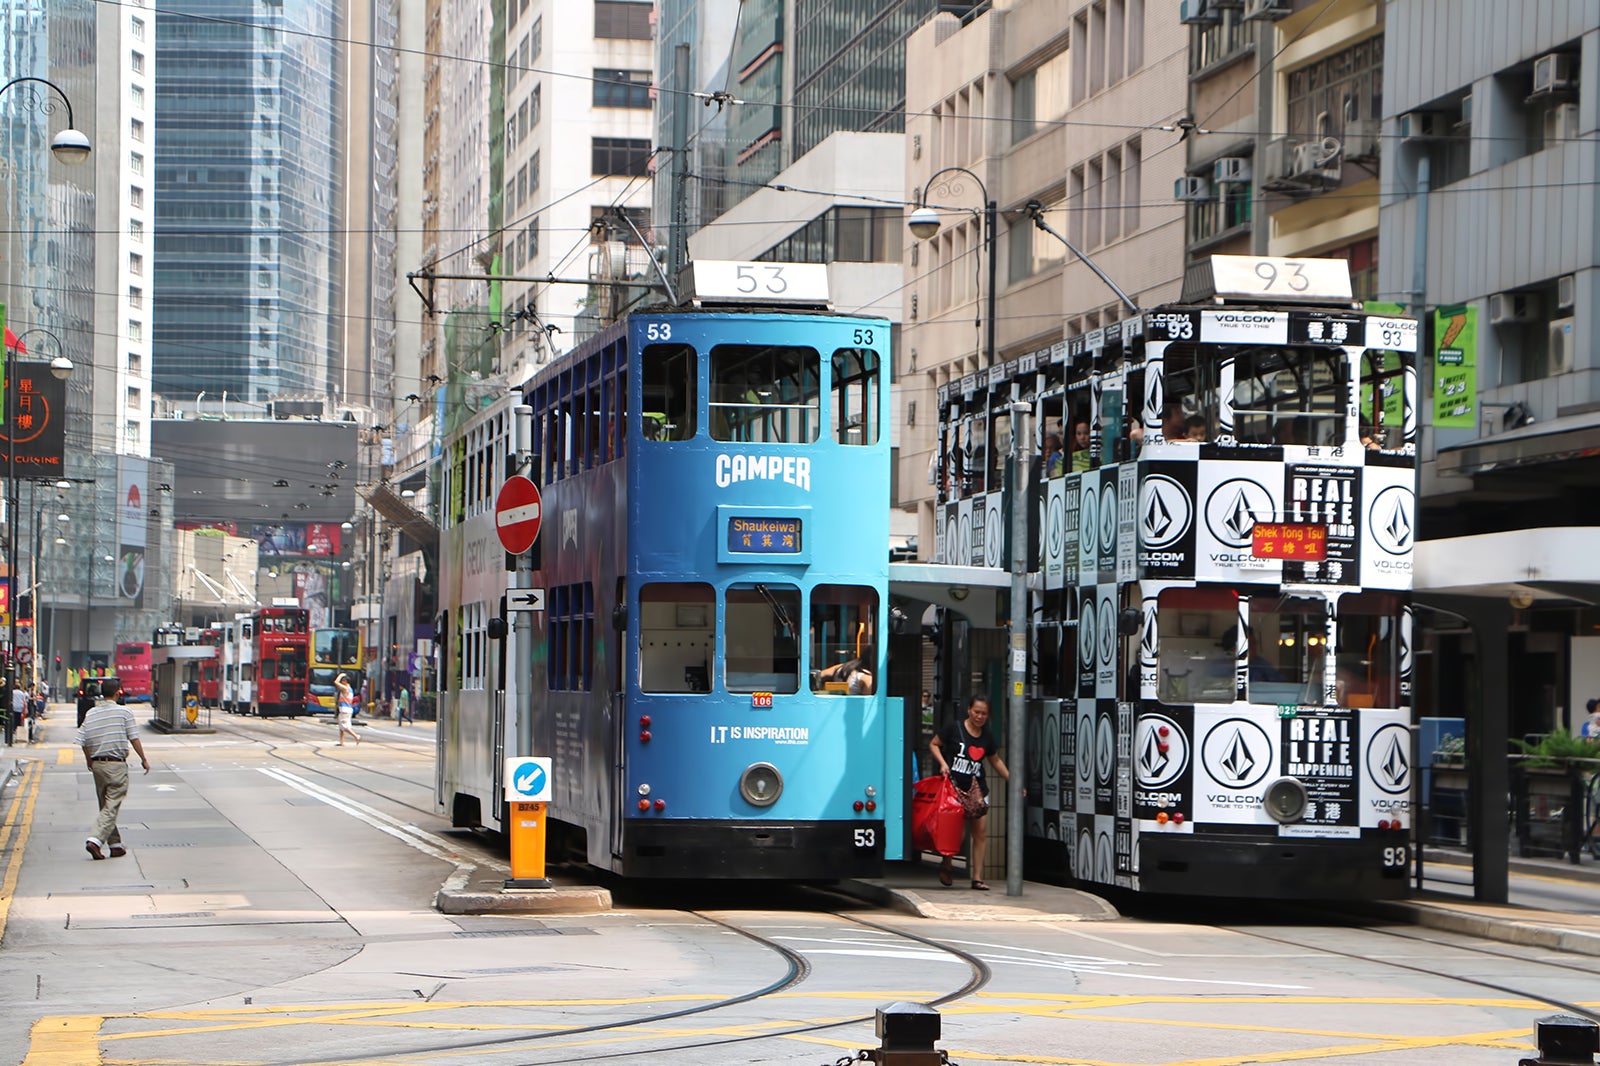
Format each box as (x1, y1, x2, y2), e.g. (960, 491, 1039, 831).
(1179, 0, 1218, 25)
(1488, 291, 1541, 325)
(1545, 102, 1579, 143)
(1557, 273, 1575, 310)
(1549, 317, 1575, 374)
(1397, 111, 1440, 142)
(1174, 175, 1214, 202)
(1243, 0, 1291, 20)
(1291, 138, 1341, 178)
(1533, 52, 1577, 96)
(1212, 157, 1250, 184)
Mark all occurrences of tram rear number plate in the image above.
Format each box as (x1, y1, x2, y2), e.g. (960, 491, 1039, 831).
(1382, 845, 1408, 868)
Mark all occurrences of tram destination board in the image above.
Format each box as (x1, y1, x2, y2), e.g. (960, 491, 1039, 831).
(727, 516, 802, 554)
(1252, 522, 1328, 561)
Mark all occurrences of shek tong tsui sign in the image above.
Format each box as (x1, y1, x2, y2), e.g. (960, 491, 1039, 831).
(0, 367, 68, 475)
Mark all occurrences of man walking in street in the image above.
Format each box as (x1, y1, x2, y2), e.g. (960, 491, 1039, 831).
(76, 678, 151, 859)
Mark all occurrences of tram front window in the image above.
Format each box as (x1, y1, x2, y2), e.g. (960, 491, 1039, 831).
(1335, 592, 1402, 708)
(1247, 596, 1328, 705)
(810, 585, 878, 695)
(1232, 345, 1345, 446)
(710, 344, 820, 443)
(1156, 588, 1238, 704)
(832, 348, 879, 445)
(725, 583, 801, 693)
(639, 582, 715, 693)
(641, 344, 697, 441)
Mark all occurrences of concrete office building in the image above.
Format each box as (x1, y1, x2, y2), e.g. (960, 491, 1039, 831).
(899, 0, 1190, 557)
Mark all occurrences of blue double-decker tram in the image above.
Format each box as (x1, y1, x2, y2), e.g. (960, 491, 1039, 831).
(436, 261, 902, 878)
(937, 255, 1418, 899)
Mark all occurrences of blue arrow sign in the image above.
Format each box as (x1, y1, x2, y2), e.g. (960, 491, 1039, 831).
(512, 762, 546, 797)
(504, 757, 553, 802)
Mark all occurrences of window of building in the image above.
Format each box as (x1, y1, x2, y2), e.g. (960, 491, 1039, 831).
(529, 150, 539, 194)
(524, 218, 538, 259)
(131, 84, 145, 110)
(128, 352, 142, 375)
(594, 68, 652, 109)
(594, 0, 651, 40)
(130, 253, 143, 276)
(1186, 177, 1252, 246)
(128, 319, 142, 342)
(1008, 204, 1067, 283)
(1156, 587, 1238, 704)
(725, 584, 800, 693)
(639, 582, 714, 692)
(529, 16, 541, 60)
(810, 585, 878, 694)
(548, 583, 594, 691)
(124, 420, 141, 448)
(1285, 35, 1384, 150)
(832, 347, 880, 445)
(527, 85, 540, 128)
(757, 207, 902, 264)
(131, 118, 144, 141)
(1124, 139, 1142, 233)
(1085, 158, 1103, 247)
(130, 185, 143, 209)
(1193, 10, 1249, 72)
(1072, 11, 1089, 102)
(128, 286, 142, 309)
(130, 218, 143, 242)
(1010, 46, 1071, 143)
(515, 163, 527, 207)
(591, 137, 651, 176)
(131, 16, 144, 39)
(127, 385, 142, 410)
(131, 152, 144, 175)
(131, 51, 144, 74)
(710, 344, 820, 443)
(640, 343, 696, 441)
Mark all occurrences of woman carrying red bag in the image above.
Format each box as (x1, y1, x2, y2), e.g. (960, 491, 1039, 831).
(929, 696, 1012, 890)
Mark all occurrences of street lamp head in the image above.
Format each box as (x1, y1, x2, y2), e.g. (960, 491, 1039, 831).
(49, 354, 73, 380)
(55, 480, 70, 489)
(340, 521, 354, 531)
(908, 206, 941, 240)
(56, 513, 69, 522)
(54, 536, 66, 545)
(48, 127, 91, 165)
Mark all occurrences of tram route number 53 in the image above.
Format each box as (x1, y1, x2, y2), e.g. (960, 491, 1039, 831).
(853, 828, 877, 848)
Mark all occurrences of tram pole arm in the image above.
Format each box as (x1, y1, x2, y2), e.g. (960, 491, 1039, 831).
(1022, 201, 1139, 316)
(512, 403, 535, 761)
(1006, 400, 1030, 898)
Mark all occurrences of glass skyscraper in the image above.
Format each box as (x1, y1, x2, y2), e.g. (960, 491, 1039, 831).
(153, 0, 344, 404)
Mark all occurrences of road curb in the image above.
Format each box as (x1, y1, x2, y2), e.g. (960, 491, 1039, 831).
(835, 878, 1121, 922)
(435, 885, 613, 915)
(1365, 901, 1600, 957)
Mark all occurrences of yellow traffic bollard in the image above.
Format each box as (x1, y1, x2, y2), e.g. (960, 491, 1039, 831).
(506, 801, 551, 888)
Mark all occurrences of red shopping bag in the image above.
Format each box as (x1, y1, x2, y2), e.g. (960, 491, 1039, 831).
(912, 774, 966, 857)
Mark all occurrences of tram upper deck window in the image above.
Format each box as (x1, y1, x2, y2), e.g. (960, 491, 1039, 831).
(1156, 588, 1238, 704)
(710, 344, 819, 443)
(725, 583, 801, 693)
(832, 348, 879, 445)
(810, 584, 878, 695)
(641, 344, 697, 441)
(1335, 592, 1402, 708)
(639, 582, 715, 693)
(1247, 596, 1328, 705)
(1231, 345, 1345, 446)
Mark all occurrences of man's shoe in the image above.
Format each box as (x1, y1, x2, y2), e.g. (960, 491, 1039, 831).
(85, 839, 105, 860)
(109, 845, 127, 858)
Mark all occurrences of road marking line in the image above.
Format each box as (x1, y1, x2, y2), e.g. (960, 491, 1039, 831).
(55, 748, 72, 765)
(20, 1014, 105, 1066)
(0, 762, 43, 939)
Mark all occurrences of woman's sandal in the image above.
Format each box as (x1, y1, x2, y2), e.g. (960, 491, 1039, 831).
(971, 880, 990, 891)
(939, 859, 953, 887)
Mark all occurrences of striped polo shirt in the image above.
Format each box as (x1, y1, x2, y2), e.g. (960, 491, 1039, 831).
(75, 702, 137, 758)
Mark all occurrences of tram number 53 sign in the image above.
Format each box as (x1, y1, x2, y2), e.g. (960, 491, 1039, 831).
(495, 475, 543, 554)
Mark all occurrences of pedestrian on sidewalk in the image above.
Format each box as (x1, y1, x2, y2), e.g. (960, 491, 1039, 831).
(6, 679, 24, 746)
(929, 696, 1013, 892)
(76, 678, 150, 860)
(395, 683, 412, 726)
(334, 672, 362, 746)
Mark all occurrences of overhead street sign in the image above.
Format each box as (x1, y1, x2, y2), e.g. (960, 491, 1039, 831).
(506, 587, 546, 612)
(494, 475, 543, 554)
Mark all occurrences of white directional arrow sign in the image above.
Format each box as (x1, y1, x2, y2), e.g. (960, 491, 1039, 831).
(506, 587, 546, 612)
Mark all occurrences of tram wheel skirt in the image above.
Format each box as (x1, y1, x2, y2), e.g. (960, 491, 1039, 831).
(618, 819, 885, 879)
(1136, 834, 1410, 899)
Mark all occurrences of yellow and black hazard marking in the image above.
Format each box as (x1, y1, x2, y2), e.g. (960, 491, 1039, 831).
(20, 992, 1600, 1066)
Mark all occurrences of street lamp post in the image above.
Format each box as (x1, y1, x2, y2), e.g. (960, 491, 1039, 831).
(908, 167, 1027, 898)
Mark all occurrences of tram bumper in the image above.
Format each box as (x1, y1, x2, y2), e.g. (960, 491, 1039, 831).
(1136, 832, 1410, 899)
(621, 818, 885, 879)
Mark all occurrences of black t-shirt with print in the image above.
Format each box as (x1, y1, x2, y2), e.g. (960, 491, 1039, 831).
(938, 721, 998, 795)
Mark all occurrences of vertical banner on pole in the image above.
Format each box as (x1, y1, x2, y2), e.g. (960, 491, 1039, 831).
(118, 456, 149, 608)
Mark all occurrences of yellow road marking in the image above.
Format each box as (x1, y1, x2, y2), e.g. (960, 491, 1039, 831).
(20, 1014, 104, 1066)
(0, 762, 43, 939)
(56, 748, 72, 765)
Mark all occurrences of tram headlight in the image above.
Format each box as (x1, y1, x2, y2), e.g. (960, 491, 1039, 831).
(1263, 777, 1308, 824)
(739, 762, 783, 807)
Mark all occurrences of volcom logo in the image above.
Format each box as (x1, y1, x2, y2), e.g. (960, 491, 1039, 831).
(958, 511, 972, 566)
(1139, 599, 1159, 668)
(1079, 599, 1097, 664)
(1045, 712, 1059, 781)
(1096, 712, 1115, 784)
(1080, 488, 1098, 560)
(985, 499, 1004, 566)
(1204, 478, 1274, 549)
(1097, 830, 1114, 883)
(1366, 723, 1411, 794)
(1201, 717, 1273, 789)
(1403, 365, 1418, 440)
(1398, 610, 1413, 679)
(1144, 360, 1164, 426)
(1077, 711, 1095, 780)
(1098, 484, 1117, 555)
(1369, 485, 1414, 556)
(1048, 493, 1065, 558)
(1098, 596, 1115, 667)
(945, 515, 959, 565)
(1139, 476, 1193, 549)
(1136, 714, 1189, 788)
(1077, 829, 1094, 879)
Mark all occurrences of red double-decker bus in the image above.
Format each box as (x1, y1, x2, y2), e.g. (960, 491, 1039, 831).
(197, 627, 223, 707)
(251, 607, 309, 716)
(114, 642, 154, 703)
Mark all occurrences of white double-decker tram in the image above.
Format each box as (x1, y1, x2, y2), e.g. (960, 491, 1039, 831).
(934, 255, 1418, 898)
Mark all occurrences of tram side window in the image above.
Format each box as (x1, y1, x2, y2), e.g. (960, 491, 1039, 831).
(1155, 587, 1238, 704)
(549, 584, 594, 692)
(710, 344, 820, 443)
(810, 584, 877, 695)
(639, 582, 714, 693)
(725, 583, 801, 693)
(1247, 596, 1328, 705)
(1360, 350, 1405, 450)
(832, 347, 879, 445)
(1335, 592, 1402, 708)
(641, 343, 696, 441)
(1159, 345, 1208, 442)
(1232, 345, 1345, 446)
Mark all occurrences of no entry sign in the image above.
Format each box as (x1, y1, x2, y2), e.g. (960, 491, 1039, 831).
(494, 475, 543, 554)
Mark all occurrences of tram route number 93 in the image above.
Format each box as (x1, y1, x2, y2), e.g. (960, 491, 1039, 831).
(1382, 844, 1409, 869)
